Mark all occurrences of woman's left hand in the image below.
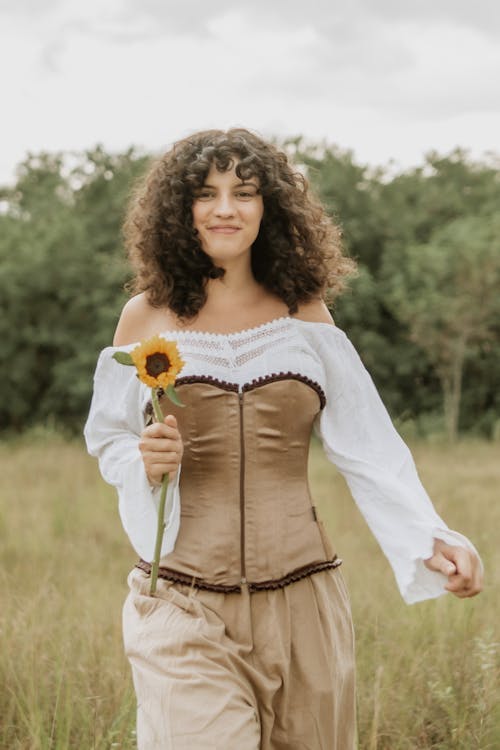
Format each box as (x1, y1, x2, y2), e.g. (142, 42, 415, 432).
(424, 539, 483, 598)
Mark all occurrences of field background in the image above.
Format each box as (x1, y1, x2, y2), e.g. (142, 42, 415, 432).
(0, 434, 498, 749)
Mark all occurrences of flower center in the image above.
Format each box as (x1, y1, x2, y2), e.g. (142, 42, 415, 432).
(145, 352, 171, 377)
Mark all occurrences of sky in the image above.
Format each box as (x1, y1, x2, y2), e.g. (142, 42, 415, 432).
(2, 0, 500, 184)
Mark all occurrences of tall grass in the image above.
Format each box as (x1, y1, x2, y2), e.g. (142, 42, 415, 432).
(310, 439, 499, 749)
(0, 434, 498, 749)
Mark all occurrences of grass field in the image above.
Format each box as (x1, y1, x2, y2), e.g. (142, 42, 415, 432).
(0, 434, 498, 749)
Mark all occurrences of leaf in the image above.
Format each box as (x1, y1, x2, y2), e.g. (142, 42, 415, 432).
(112, 351, 134, 366)
(165, 384, 185, 407)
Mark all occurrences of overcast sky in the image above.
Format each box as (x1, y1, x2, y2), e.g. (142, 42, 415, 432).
(2, 0, 500, 184)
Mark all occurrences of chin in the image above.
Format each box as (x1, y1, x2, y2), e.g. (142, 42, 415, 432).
(204, 248, 250, 265)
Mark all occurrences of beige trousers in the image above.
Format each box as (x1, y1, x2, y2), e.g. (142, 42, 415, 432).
(123, 567, 356, 750)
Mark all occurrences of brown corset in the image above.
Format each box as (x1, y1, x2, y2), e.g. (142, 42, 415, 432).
(137, 376, 341, 593)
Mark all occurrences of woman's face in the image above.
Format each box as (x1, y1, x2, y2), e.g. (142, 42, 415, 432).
(192, 161, 264, 268)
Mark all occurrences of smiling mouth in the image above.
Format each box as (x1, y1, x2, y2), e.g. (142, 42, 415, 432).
(208, 226, 240, 233)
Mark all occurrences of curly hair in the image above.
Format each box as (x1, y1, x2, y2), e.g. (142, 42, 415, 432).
(124, 128, 356, 318)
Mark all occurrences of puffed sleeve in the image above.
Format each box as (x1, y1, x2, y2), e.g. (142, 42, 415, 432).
(309, 324, 481, 604)
(83, 345, 181, 561)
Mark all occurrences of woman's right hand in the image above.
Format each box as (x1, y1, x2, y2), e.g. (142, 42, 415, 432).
(139, 414, 183, 486)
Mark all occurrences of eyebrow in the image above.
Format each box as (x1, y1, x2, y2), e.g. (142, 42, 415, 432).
(200, 180, 260, 189)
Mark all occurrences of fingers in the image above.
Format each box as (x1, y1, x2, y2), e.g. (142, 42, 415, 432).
(139, 437, 182, 460)
(425, 552, 456, 577)
(140, 416, 182, 450)
(143, 416, 179, 439)
(143, 452, 182, 485)
(444, 547, 483, 598)
(142, 451, 181, 468)
(146, 461, 180, 485)
(426, 542, 483, 599)
(140, 414, 183, 486)
(141, 438, 180, 453)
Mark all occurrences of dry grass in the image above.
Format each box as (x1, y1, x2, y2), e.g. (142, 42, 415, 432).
(310, 438, 500, 749)
(0, 434, 498, 749)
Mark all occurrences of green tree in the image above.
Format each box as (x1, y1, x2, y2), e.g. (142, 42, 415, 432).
(0, 148, 148, 432)
(381, 215, 500, 441)
(290, 140, 441, 421)
(1, 143, 499, 437)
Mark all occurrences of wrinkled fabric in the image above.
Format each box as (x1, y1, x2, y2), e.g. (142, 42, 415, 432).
(123, 567, 356, 750)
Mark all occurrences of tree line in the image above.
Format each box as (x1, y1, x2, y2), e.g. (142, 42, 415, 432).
(1, 142, 499, 441)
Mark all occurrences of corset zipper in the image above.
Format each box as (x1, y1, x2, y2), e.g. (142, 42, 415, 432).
(239, 390, 247, 584)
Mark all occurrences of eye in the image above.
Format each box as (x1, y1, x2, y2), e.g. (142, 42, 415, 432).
(234, 189, 257, 200)
(195, 189, 215, 201)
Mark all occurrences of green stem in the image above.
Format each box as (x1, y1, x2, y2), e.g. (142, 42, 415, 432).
(149, 387, 169, 596)
(150, 473, 169, 595)
(151, 387, 165, 424)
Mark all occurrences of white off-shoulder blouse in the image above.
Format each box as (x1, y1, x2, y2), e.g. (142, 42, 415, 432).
(83, 316, 479, 604)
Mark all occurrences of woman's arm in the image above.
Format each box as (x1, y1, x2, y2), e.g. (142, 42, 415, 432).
(112, 294, 183, 486)
(83, 309, 183, 559)
(302, 313, 483, 604)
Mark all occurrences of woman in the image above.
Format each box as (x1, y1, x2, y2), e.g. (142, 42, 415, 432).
(84, 128, 483, 750)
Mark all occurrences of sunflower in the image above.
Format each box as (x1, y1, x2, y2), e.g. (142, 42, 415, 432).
(130, 335, 185, 389)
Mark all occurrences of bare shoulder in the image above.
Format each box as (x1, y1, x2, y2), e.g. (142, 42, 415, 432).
(113, 293, 176, 346)
(293, 298, 335, 326)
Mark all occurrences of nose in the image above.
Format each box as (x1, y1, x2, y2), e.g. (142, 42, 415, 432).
(213, 192, 235, 217)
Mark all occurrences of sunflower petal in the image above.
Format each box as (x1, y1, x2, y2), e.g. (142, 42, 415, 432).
(129, 335, 185, 388)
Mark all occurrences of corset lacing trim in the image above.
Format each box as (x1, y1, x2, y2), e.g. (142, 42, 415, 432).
(145, 372, 326, 419)
(242, 372, 326, 409)
(175, 375, 239, 392)
(135, 557, 342, 594)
